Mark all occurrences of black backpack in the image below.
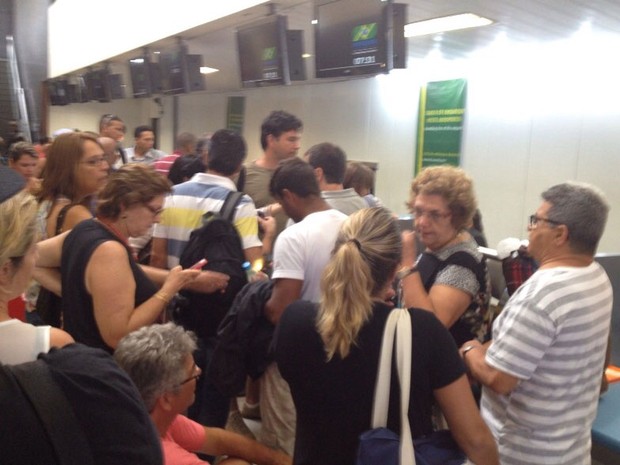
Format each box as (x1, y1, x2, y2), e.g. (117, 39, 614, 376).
(175, 191, 249, 340)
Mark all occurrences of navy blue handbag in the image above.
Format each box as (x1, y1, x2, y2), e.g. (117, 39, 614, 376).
(356, 308, 465, 465)
(358, 428, 464, 465)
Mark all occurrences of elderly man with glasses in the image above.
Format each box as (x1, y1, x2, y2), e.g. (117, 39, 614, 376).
(460, 181, 612, 465)
(114, 322, 291, 465)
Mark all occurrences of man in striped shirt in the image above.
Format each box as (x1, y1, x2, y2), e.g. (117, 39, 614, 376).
(151, 129, 263, 270)
(461, 182, 612, 465)
(150, 129, 265, 434)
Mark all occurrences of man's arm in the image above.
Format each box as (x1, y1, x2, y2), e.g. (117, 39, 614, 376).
(150, 237, 168, 269)
(264, 278, 303, 324)
(243, 246, 263, 266)
(460, 340, 520, 395)
(202, 426, 291, 465)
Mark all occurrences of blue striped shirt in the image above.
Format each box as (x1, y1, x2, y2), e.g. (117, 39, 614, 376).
(152, 173, 261, 269)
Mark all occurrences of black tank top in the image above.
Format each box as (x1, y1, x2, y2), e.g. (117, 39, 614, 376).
(61, 219, 157, 352)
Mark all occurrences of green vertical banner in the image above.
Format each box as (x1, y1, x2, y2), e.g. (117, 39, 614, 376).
(415, 79, 467, 174)
(226, 96, 245, 134)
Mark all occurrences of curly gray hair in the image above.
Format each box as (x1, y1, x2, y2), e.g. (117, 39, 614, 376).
(114, 323, 197, 412)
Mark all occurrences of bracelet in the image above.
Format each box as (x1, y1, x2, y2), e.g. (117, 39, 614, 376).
(462, 344, 479, 358)
(154, 291, 171, 305)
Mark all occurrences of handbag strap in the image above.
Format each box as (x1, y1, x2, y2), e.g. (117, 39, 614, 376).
(370, 308, 415, 465)
(55, 203, 76, 235)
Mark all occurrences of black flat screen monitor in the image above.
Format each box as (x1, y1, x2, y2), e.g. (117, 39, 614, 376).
(161, 46, 188, 95)
(48, 80, 69, 106)
(237, 15, 290, 87)
(73, 76, 90, 103)
(129, 57, 153, 98)
(85, 69, 111, 102)
(315, 0, 405, 78)
(108, 74, 124, 100)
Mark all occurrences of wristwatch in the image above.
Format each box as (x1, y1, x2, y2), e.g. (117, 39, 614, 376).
(396, 265, 418, 280)
(462, 344, 479, 358)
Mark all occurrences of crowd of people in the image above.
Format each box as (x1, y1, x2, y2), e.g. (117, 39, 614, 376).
(0, 111, 613, 465)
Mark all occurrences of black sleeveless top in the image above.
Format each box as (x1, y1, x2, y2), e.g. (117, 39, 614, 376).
(61, 219, 157, 352)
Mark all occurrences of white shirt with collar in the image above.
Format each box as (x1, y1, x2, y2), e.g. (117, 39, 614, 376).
(124, 147, 167, 164)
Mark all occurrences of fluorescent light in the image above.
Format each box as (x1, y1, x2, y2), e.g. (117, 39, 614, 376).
(200, 66, 219, 74)
(404, 13, 493, 38)
(302, 53, 312, 59)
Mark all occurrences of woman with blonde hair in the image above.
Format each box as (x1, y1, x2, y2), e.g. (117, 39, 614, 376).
(0, 167, 73, 364)
(400, 165, 491, 347)
(274, 207, 498, 465)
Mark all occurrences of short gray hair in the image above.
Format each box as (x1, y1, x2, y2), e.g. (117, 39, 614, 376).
(114, 323, 197, 411)
(542, 181, 609, 255)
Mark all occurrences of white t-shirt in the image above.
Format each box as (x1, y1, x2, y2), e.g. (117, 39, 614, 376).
(272, 209, 348, 302)
(0, 319, 51, 365)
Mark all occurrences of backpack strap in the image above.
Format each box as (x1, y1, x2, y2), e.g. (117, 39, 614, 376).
(444, 251, 487, 292)
(220, 191, 245, 223)
(9, 360, 95, 465)
(417, 250, 486, 293)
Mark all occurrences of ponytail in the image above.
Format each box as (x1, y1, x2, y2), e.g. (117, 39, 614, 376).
(316, 207, 401, 360)
(317, 239, 374, 360)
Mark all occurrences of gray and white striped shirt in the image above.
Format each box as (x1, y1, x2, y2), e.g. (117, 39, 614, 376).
(481, 262, 612, 465)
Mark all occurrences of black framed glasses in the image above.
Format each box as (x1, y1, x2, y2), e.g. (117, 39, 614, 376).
(176, 364, 201, 387)
(529, 214, 562, 228)
(177, 373, 201, 386)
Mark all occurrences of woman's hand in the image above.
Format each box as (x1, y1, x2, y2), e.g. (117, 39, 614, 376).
(190, 270, 230, 294)
(161, 265, 201, 295)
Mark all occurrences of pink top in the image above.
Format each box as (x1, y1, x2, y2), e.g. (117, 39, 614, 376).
(162, 415, 207, 465)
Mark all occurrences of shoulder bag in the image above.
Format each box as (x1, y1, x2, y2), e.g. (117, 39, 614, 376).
(356, 308, 465, 465)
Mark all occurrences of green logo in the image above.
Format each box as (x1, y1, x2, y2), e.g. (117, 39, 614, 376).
(352, 23, 377, 42)
(262, 47, 276, 61)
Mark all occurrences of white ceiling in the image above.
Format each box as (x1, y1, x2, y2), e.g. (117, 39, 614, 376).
(95, 0, 620, 92)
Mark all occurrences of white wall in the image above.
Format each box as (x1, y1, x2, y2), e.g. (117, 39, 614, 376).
(49, 29, 620, 254)
(48, 0, 267, 77)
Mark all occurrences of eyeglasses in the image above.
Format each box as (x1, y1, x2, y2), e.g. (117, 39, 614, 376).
(176, 364, 201, 386)
(178, 373, 201, 386)
(412, 208, 451, 222)
(144, 204, 164, 216)
(81, 157, 108, 167)
(528, 214, 562, 228)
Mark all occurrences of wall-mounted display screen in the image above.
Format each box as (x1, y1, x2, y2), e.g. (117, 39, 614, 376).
(129, 57, 153, 98)
(85, 69, 111, 102)
(315, 0, 406, 78)
(237, 15, 290, 87)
